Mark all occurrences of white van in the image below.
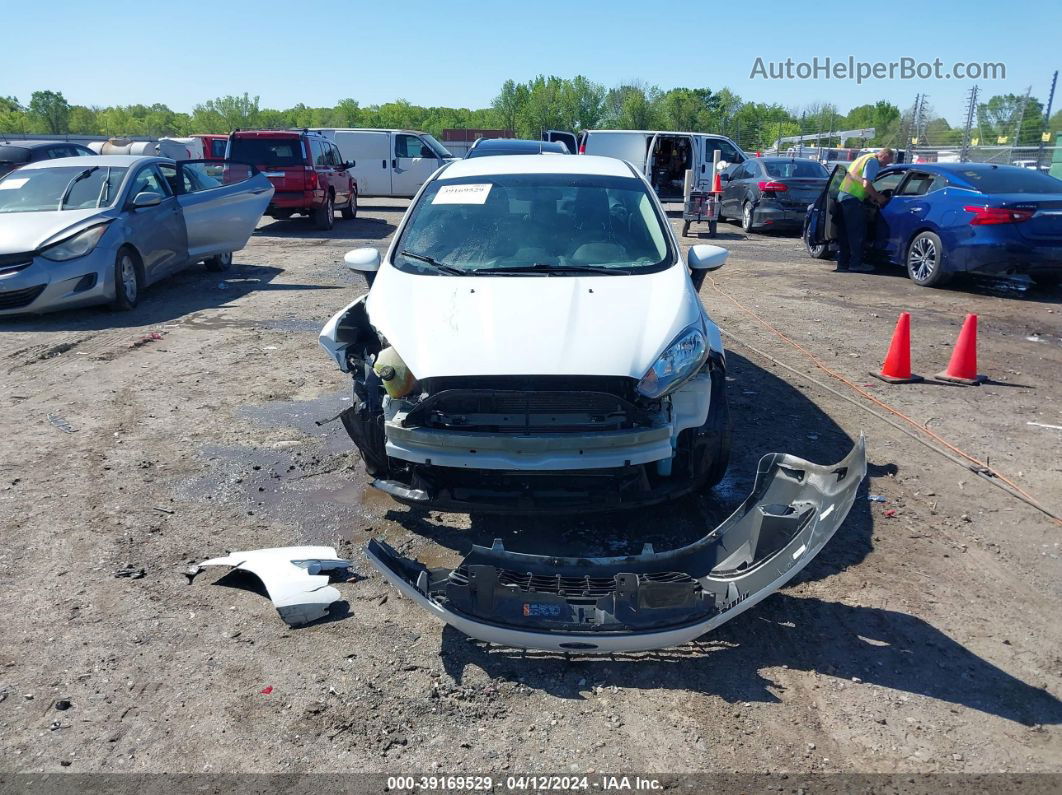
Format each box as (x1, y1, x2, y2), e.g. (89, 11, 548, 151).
(545, 130, 748, 201)
(309, 128, 457, 198)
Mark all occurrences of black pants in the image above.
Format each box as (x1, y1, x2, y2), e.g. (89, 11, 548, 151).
(835, 194, 867, 270)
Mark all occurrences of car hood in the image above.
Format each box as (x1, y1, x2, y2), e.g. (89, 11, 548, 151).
(0, 208, 111, 254)
(363, 262, 704, 380)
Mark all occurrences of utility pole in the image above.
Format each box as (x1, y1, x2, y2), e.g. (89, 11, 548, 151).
(960, 85, 979, 163)
(1036, 70, 1057, 170)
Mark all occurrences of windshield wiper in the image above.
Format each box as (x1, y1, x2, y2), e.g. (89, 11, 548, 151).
(398, 250, 466, 276)
(58, 167, 98, 210)
(480, 263, 630, 276)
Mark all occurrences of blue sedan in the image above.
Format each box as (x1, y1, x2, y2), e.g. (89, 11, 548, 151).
(803, 162, 1062, 287)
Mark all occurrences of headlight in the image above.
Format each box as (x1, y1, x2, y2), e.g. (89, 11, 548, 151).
(637, 325, 708, 398)
(40, 224, 109, 262)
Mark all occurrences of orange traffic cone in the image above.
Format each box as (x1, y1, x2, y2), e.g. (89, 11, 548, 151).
(872, 312, 923, 383)
(711, 169, 722, 193)
(936, 314, 986, 385)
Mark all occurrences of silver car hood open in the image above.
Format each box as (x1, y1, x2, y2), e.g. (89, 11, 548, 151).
(367, 436, 866, 653)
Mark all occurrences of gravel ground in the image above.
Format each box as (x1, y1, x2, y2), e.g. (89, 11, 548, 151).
(1, 198, 1060, 776)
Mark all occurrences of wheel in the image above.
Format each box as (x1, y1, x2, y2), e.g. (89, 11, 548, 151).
(1030, 273, 1060, 289)
(741, 201, 755, 232)
(110, 248, 141, 311)
(906, 231, 951, 287)
(681, 220, 691, 236)
(312, 195, 335, 230)
(804, 225, 831, 259)
(341, 189, 358, 220)
(204, 252, 232, 272)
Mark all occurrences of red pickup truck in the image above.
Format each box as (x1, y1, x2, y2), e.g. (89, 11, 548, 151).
(227, 130, 357, 230)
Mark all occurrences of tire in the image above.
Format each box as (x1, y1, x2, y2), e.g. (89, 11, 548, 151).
(204, 251, 232, 272)
(741, 201, 755, 232)
(906, 231, 951, 287)
(681, 220, 691, 236)
(341, 189, 358, 220)
(1030, 273, 1060, 289)
(804, 225, 831, 259)
(110, 248, 141, 311)
(708, 219, 717, 238)
(312, 195, 335, 231)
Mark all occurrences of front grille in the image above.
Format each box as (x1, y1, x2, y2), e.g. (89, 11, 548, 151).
(0, 284, 45, 310)
(0, 253, 34, 276)
(451, 566, 698, 603)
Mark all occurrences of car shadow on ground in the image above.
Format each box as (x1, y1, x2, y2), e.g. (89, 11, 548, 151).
(437, 594, 1062, 726)
(850, 259, 1062, 305)
(383, 350, 875, 578)
(0, 263, 344, 333)
(256, 216, 396, 242)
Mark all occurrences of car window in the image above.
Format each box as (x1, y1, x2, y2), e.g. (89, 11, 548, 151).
(395, 173, 672, 274)
(209, 139, 227, 158)
(329, 144, 342, 167)
(733, 163, 753, 180)
(396, 134, 431, 159)
(228, 137, 305, 167)
(47, 146, 78, 159)
(127, 165, 170, 199)
(898, 172, 940, 196)
(706, 138, 742, 164)
(0, 165, 129, 212)
(953, 167, 1062, 194)
(764, 160, 829, 179)
(873, 171, 906, 193)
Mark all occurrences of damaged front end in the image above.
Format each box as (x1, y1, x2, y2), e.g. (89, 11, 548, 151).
(366, 436, 866, 653)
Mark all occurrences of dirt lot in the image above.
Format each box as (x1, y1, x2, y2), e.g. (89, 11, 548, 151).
(1, 198, 1060, 776)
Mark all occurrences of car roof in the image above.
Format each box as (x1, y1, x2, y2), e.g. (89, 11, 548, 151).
(471, 139, 567, 153)
(439, 154, 635, 180)
(18, 154, 158, 170)
(586, 129, 733, 139)
(0, 140, 91, 150)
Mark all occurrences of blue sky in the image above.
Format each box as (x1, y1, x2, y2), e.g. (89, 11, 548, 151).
(3, 0, 1056, 124)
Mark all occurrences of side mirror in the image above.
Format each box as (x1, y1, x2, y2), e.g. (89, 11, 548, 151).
(720, 173, 732, 182)
(130, 191, 163, 208)
(344, 248, 381, 273)
(687, 244, 728, 272)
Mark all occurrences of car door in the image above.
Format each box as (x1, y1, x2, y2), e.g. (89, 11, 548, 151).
(121, 163, 186, 283)
(724, 162, 753, 214)
(391, 133, 440, 197)
(329, 143, 352, 204)
(543, 130, 579, 154)
(173, 160, 273, 260)
(870, 170, 918, 260)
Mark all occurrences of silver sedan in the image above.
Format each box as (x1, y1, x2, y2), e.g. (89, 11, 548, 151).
(0, 155, 273, 315)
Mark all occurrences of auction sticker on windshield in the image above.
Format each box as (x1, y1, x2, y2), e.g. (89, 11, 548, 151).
(0, 178, 28, 190)
(432, 183, 492, 204)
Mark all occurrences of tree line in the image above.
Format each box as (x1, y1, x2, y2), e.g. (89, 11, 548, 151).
(3, 78, 1060, 152)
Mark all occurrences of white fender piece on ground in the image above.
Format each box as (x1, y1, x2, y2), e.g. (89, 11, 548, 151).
(195, 546, 352, 626)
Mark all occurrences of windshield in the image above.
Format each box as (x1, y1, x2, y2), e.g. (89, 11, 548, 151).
(0, 166, 128, 213)
(395, 173, 672, 275)
(228, 137, 305, 167)
(421, 134, 453, 159)
(956, 167, 1062, 194)
(765, 160, 829, 179)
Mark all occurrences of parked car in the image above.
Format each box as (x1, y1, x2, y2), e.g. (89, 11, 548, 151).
(0, 140, 97, 179)
(0, 155, 272, 315)
(196, 134, 228, 162)
(720, 157, 829, 232)
(465, 138, 569, 158)
(804, 162, 1062, 287)
(309, 128, 456, 198)
(320, 154, 734, 514)
(543, 129, 747, 201)
(227, 130, 356, 229)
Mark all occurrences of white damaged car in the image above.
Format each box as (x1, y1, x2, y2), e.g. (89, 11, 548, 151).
(320, 155, 733, 513)
(320, 155, 866, 652)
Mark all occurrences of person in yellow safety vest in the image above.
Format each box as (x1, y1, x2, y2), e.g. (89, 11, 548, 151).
(834, 147, 895, 272)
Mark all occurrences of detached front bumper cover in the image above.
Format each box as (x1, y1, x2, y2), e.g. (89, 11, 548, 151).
(367, 435, 866, 653)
